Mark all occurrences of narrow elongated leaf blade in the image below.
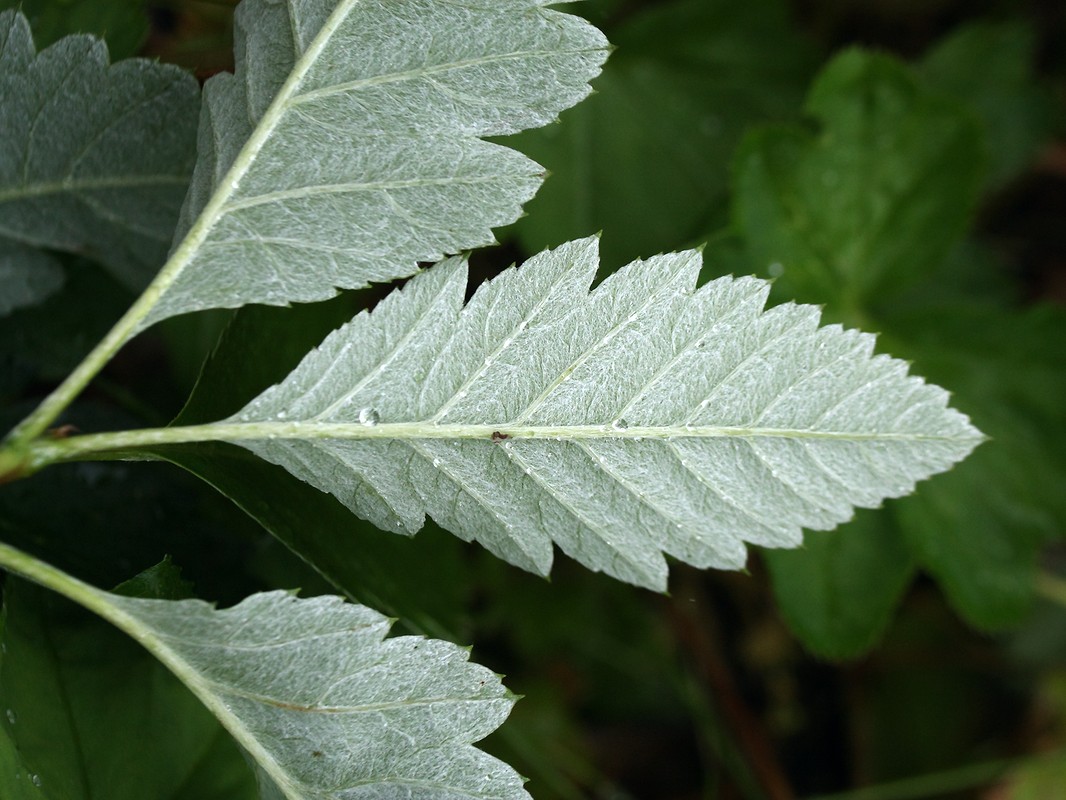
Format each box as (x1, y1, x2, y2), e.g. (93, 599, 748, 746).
(0, 10, 199, 290)
(147, 0, 608, 327)
(224, 237, 984, 591)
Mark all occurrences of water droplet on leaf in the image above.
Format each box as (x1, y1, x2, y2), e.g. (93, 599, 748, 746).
(5, 709, 15, 724)
(31, 774, 42, 787)
(358, 408, 380, 426)
(611, 419, 629, 431)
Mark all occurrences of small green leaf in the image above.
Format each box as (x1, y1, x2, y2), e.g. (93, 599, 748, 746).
(0, 577, 256, 800)
(733, 49, 985, 312)
(921, 21, 1052, 189)
(0, 10, 199, 289)
(763, 509, 915, 659)
(0, 239, 64, 316)
(214, 236, 981, 591)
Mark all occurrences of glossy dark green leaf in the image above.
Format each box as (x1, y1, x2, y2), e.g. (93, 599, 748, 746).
(0, 577, 256, 800)
(511, 0, 816, 268)
(763, 509, 915, 659)
(733, 49, 985, 313)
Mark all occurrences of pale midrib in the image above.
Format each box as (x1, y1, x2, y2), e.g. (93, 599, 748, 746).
(30, 421, 981, 468)
(0, 173, 190, 202)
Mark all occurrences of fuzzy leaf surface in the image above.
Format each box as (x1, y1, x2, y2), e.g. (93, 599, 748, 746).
(48, 579, 526, 800)
(223, 237, 983, 591)
(0, 10, 199, 290)
(148, 0, 608, 327)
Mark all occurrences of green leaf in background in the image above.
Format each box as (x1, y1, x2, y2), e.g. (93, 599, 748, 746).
(512, 0, 817, 268)
(0, 239, 64, 316)
(883, 304, 1066, 628)
(0, 544, 528, 800)
(0, 10, 199, 290)
(0, 0, 148, 60)
(921, 20, 1052, 190)
(208, 236, 981, 591)
(0, 576, 256, 800)
(762, 509, 915, 659)
(732, 48, 985, 315)
(150, 0, 608, 327)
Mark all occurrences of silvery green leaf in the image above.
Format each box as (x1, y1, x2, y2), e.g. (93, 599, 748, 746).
(147, 0, 608, 328)
(227, 237, 984, 591)
(0, 239, 63, 316)
(0, 10, 199, 290)
(94, 587, 526, 800)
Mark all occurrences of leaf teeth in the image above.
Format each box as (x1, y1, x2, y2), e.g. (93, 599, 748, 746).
(224, 237, 983, 588)
(145, 0, 610, 327)
(81, 587, 528, 798)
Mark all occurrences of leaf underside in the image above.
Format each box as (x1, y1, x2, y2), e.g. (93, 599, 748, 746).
(0, 10, 199, 290)
(225, 237, 983, 591)
(148, 0, 608, 328)
(101, 588, 526, 800)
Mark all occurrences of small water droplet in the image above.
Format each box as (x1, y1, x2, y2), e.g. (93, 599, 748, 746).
(31, 774, 42, 788)
(768, 262, 784, 278)
(611, 419, 629, 431)
(358, 407, 380, 426)
(275, 410, 287, 420)
(5, 709, 15, 724)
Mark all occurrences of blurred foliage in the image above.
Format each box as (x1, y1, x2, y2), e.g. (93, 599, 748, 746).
(2, 0, 1066, 798)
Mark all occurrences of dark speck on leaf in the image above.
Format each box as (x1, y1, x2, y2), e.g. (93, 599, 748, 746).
(491, 431, 511, 442)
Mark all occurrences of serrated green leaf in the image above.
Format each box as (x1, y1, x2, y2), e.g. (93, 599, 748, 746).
(0, 239, 63, 316)
(0, 577, 256, 800)
(733, 49, 985, 312)
(921, 20, 1051, 189)
(209, 236, 982, 591)
(0, 10, 199, 290)
(146, 0, 608, 328)
(880, 304, 1066, 628)
(763, 509, 915, 659)
(512, 0, 816, 268)
(0, 543, 527, 800)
